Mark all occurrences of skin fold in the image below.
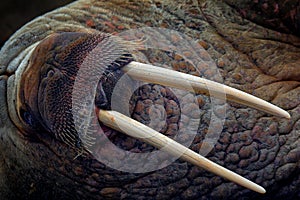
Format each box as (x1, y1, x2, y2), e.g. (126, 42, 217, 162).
(0, 0, 299, 199)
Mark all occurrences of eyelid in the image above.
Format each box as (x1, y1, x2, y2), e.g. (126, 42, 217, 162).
(20, 108, 33, 126)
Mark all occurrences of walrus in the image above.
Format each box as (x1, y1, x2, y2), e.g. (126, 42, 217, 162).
(0, 0, 299, 199)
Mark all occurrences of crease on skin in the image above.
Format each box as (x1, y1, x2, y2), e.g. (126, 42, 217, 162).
(274, 84, 299, 99)
(255, 81, 297, 100)
(250, 36, 300, 48)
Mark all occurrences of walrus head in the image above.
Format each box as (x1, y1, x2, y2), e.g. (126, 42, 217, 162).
(11, 31, 290, 194)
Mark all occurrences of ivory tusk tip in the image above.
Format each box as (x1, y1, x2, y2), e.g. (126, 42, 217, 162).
(283, 111, 291, 119)
(249, 183, 266, 194)
(260, 187, 267, 194)
(272, 108, 291, 119)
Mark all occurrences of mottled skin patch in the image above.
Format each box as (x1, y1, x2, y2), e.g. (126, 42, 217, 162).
(0, 0, 299, 199)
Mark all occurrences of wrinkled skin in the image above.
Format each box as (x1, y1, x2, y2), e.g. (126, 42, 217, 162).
(0, 0, 299, 199)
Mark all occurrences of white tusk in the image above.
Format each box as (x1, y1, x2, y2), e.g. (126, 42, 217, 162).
(98, 109, 266, 194)
(122, 61, 290, 119)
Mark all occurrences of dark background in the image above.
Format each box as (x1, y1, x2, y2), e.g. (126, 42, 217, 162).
(0, 0, 74, 47)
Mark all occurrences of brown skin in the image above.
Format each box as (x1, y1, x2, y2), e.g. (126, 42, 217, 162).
(0, 0, 299, 199)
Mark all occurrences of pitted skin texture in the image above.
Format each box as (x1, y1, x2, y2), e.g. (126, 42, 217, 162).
(0, 0, 299, 199)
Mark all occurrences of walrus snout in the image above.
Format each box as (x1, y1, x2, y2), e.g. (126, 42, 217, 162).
(16, 32, 133, 148)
